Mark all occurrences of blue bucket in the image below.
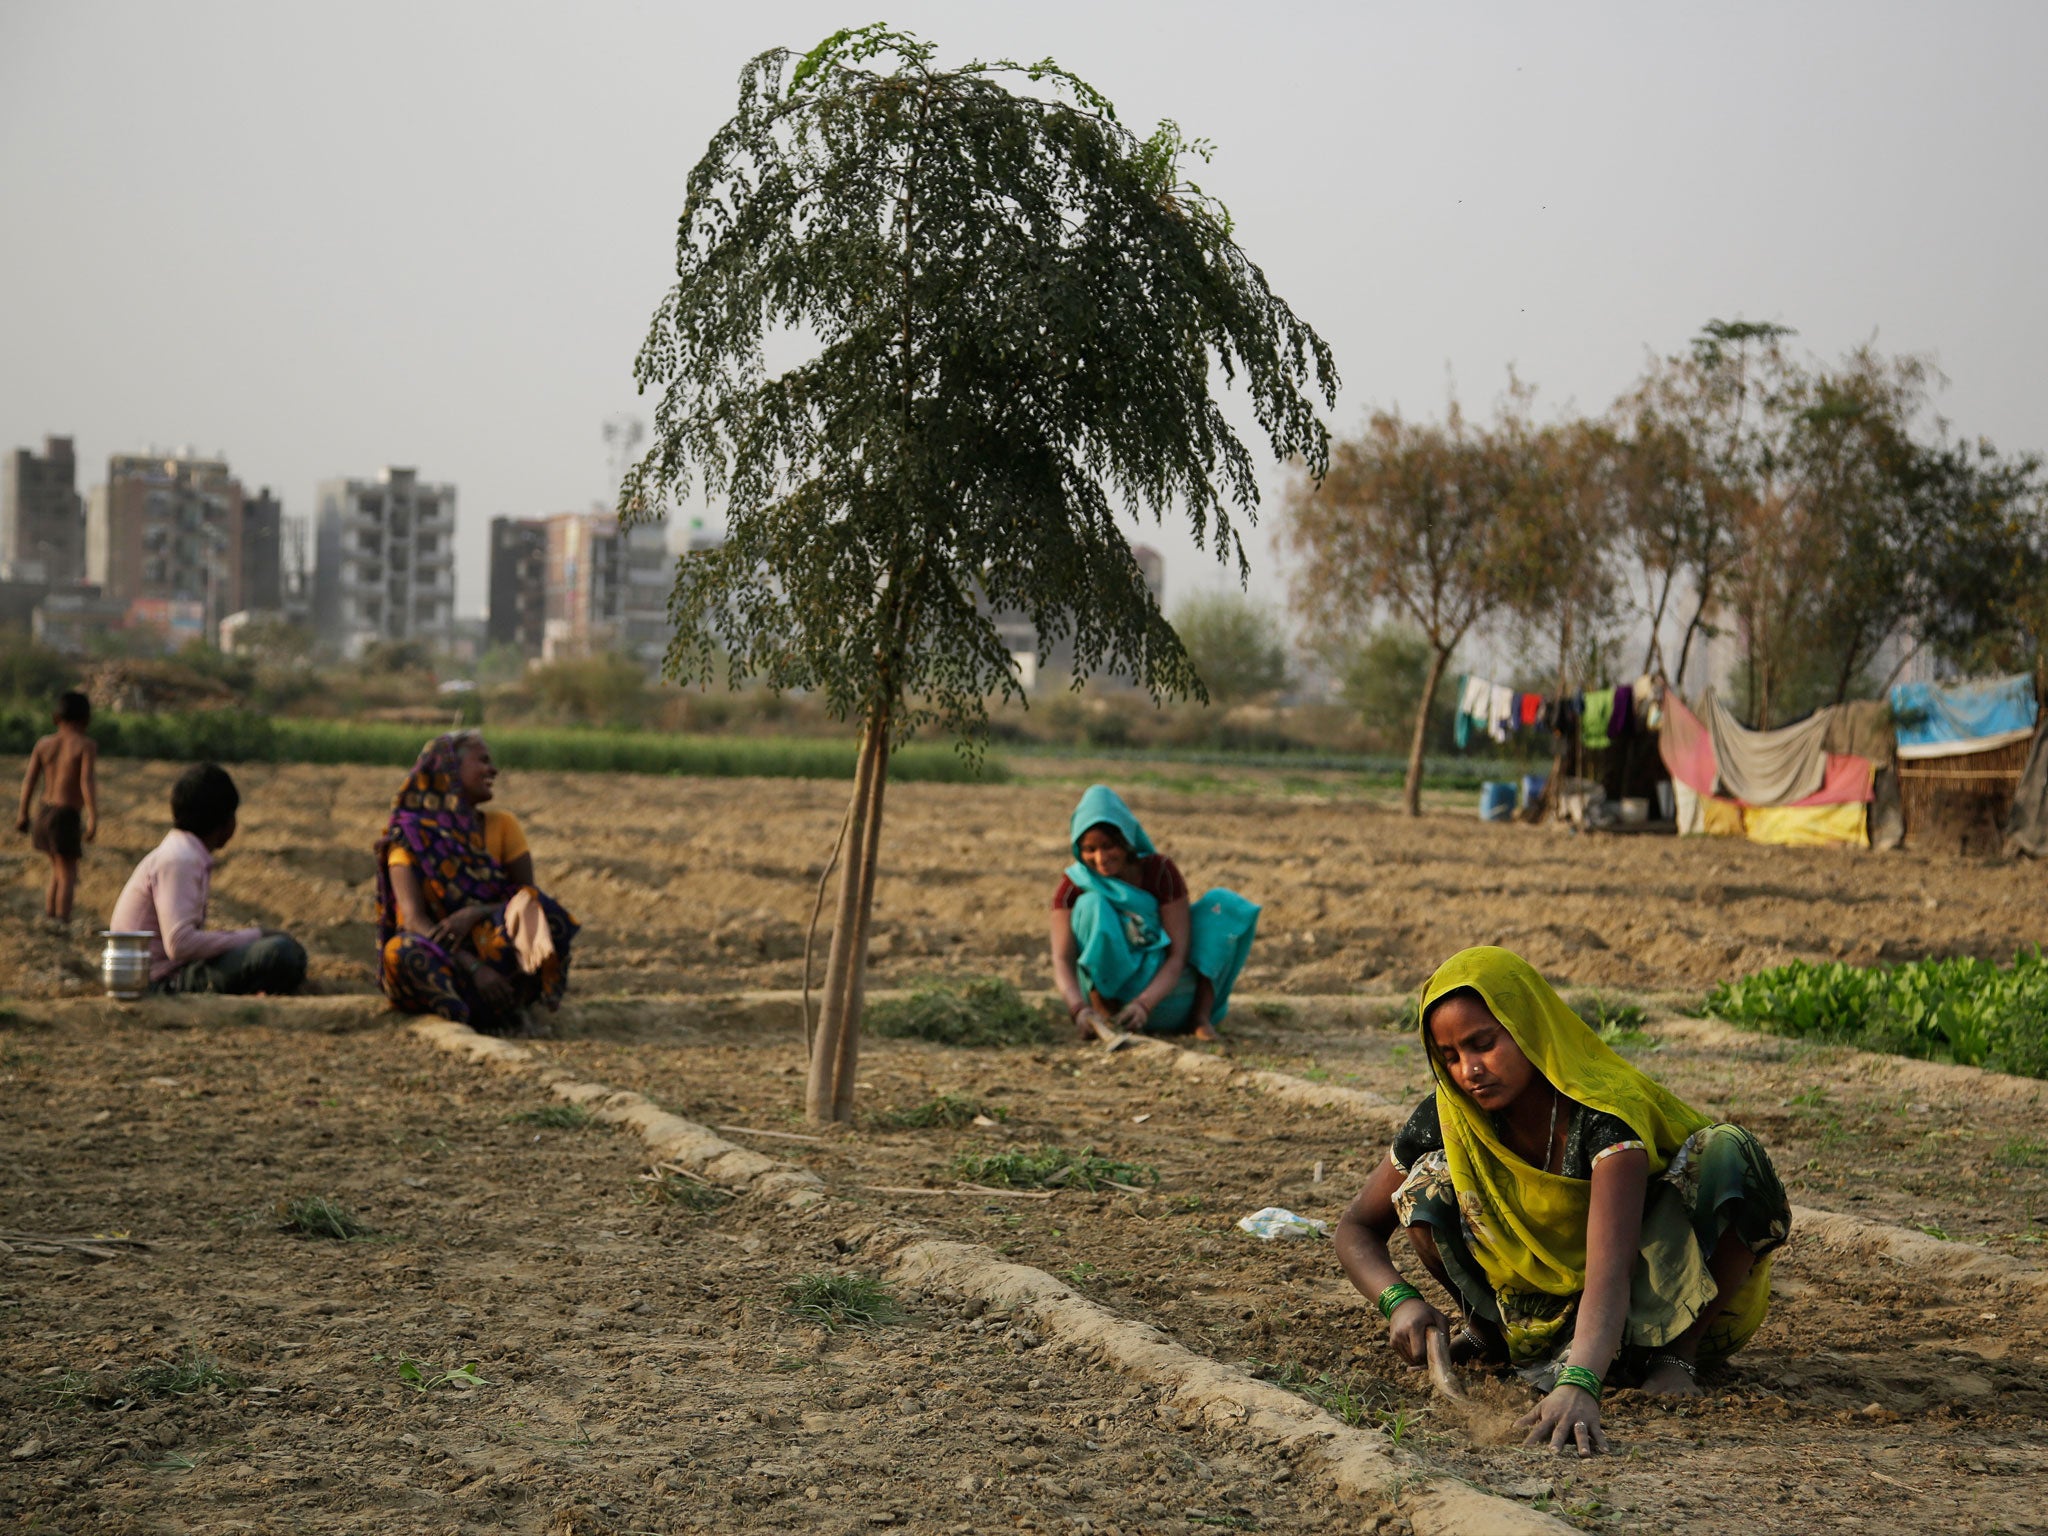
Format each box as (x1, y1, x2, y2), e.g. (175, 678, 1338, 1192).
(1520, 774, 1548, 809)
(1479, 781, 1517, 822)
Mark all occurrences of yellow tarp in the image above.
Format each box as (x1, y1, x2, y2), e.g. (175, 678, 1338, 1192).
(1742, 802, 1869, 848)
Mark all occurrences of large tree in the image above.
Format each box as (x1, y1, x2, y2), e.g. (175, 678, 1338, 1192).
(1282, 397, 1542, 815)
(623, 28, 1335, 1122)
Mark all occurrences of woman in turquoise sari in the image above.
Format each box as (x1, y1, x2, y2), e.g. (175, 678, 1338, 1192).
(1048, 785, 1260, 1042)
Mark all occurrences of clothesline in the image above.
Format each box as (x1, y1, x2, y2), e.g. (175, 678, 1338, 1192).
(1453, 673, 1660, 752)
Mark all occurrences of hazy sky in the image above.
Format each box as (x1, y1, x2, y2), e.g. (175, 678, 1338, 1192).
(4, 1, 2044, 628)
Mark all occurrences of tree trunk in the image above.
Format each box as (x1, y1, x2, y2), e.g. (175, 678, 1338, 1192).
(1404, 646, 1452, 817)
(806, 717, 893, 1124)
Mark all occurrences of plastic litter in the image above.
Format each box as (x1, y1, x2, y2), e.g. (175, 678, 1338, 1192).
(1235, 1206, 1329, 1241)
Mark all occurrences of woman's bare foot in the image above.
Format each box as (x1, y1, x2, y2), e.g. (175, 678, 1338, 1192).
(1639, 1356, 1703, 1397)
(1189, 1019, 1220, 1042)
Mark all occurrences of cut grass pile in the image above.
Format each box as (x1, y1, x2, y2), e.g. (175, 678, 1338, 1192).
(508, 1103, 595, 1129)
(1704, 949, 2048, 1078)
(0, 709, 1003, 782)
(277, 1194, 372, 1240)
(783, 1272, 899, 1330)
(872, 1093, 1005, 1130)
(50, 1352, 241, 1407)
(865, 977, 1064, 1048)
(951, 1144, 1159, 1192)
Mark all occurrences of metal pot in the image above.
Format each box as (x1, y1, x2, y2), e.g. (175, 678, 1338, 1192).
(100, 930, 155, 1001)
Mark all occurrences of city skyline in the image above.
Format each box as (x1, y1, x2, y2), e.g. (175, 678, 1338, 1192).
(5, 2, 2047, 627)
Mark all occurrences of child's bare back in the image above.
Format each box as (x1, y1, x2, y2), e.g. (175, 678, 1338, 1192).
(30, 729, 95, 811)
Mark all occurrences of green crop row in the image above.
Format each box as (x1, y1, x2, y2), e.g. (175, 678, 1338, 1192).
(0, 709, 1003, 784)
(1703, 951, 2048, 1079)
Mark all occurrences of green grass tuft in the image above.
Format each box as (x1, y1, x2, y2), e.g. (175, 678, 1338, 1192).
(277, 1194, 372, 1240)
(872, 1093, 1004, 1130)
(48, 1352, 241, 1407)
(950, 1144, 1158, 1192)
(508, 1102, 594, 1129)
(865, 977, 1064, 1048)
(782, 1272, 899, 1329)
(633, 1169, 733, 1210)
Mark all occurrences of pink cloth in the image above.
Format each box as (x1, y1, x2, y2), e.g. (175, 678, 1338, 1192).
(1657, 689, 1718, 795)
(108, 829, 263, 983)
(1788, 754, 1875, 807)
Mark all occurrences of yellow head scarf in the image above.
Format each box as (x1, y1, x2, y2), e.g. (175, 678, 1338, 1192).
(1420, 947, 1710, 1300)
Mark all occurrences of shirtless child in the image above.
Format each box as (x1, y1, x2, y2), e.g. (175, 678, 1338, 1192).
(15, 690, 98, 922)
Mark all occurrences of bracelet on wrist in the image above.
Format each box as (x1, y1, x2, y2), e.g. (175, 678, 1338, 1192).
(1553, 1364, 1604, 1401)
(1375, 1282, 1424, 1321)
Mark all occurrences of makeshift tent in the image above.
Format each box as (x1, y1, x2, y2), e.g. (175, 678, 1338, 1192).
(1658, 689, 1875, 848)
(1890, 675, 2039, 851)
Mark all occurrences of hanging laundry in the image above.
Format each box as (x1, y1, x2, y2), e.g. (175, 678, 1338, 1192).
(1634, 675, 1661, 731)
(1701, 689, 1830, 806)
(1487, 684, 1515, 743)
(1655, 689, 1717, 795)
(1580, 688, 1615, 750)
(1611, 684, 1633, 739)
(1518, 693, 1542, 728)
(1455, 674, 1489, 750)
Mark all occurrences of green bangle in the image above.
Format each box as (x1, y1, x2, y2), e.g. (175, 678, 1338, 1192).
(1376, 1283, 1423, 1320)
(1554, 1364, 1603, 1401)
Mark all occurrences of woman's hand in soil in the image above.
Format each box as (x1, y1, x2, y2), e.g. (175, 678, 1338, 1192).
(1516, 1385, 1608, 1457)
(1387, 1296, 1451, 1368)
(1112, 1000, 1149, 1032)
(431, 906, 489, 950)
(1074, 1005, 1114, 1041)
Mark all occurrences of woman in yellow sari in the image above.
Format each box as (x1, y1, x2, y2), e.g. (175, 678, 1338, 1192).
(1334, 947, 1789, 1456)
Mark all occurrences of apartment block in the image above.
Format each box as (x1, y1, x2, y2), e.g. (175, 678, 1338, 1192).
(313, 467, 457, 656)
(487, 516, 549, 658)
(2, 435, 87, 584)
(538, 510, 669, 667)
(239, 487, 284, 613)
(87, 452, 249, 635)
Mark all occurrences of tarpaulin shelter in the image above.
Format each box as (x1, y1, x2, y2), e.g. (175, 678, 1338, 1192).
(1891, 675, 2040, 852)
(1658, 688, 1882, 848)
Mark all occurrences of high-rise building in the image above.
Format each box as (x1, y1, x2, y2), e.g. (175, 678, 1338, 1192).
(2, 436, 87, 585)
(239, 487, 284, 613)
(312, 466, 456, 656)
(487, 516, 549, 658)
(87, 451, 250, 639)
(537, 509, 669, 667)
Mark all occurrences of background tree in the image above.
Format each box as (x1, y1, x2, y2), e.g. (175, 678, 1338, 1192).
(624, 27, 1335, 1122)
(1283, 398, 1526, 815)
(1329, 625, 1455, 754)
(1619, 320, 1795, 695)
(1170, 592, 1290, 704)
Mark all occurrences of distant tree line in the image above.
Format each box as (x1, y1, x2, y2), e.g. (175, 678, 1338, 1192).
(1282, 320, 2047, 814)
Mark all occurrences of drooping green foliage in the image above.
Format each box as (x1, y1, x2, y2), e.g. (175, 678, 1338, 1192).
(624, 26, 1337, 744)
(1704, 951, 2048, 1078)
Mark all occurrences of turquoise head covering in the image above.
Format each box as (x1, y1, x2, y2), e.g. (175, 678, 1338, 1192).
(1069, 785, 1157, 860)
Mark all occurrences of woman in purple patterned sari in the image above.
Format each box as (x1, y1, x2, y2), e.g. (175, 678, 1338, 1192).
(375, 732, 578, 1036)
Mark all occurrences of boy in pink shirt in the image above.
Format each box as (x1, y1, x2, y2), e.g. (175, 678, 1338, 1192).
(109, 763, 306, 995)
